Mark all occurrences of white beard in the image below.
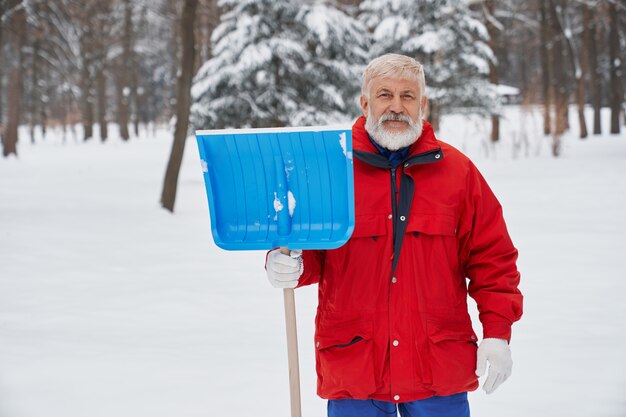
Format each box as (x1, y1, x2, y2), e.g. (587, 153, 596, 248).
(365, 110, 423, 151)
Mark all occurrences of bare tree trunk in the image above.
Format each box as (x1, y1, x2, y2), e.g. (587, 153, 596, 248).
(80, 60, 94, 141)
(0, 2, 4, 142)
(196, 0, 207, 69)
(548, 0, 567, 156)
(197, 0, 218, 69)
(63, 88, 72, 144)
(134, 4, 150, 134)
(608, 0, 622, 134)
(427, 100, 441, 132)
(3, 3, 26, 157)
(133, 70, 140, 137)
(578, 3, 590, 139)
(588, 7, 602, 135)
(40, 66, 49, 140)
(79, 21, 95, 142)
(168, 1, 182, 120)
(619, 0, 625, 128)
(116, 74, 130, 141)
(548, 0, 570, 157)
(30, 37, 41, 143)
(5, 70, 22, 156)
(539, 0, 552, 136)
(552, 0, 580, 138)
(484, 0, 500, 142)
(28, 0, 48, 143)
(88, 0, 113, 142)
(136, 85, 147, 136)
(160, 0, 199, 212)
(96, 65, 108, 142)
(117, 0, 133, 141)
(131, 5, 144, 138)
(38, 50, 50, 141)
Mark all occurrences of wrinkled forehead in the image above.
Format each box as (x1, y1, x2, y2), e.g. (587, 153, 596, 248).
(363, 65, 425, 96)
(371, 76, 420, 91)
(366, 75, 422, 97)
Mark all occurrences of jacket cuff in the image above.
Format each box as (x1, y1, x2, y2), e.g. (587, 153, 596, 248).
(264, 249, 276, 271)
(482, 322, 512, 343)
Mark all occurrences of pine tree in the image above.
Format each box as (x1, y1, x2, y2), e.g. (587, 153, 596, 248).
(360, 0, 496, 127)
(191, 0, 369, 129)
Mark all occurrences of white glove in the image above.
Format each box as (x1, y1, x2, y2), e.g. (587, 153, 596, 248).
(265, 249, 303, 289)
(476, 338, 513, 394)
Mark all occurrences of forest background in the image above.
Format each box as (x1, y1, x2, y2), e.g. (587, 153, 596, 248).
(0, 0, 624, 210)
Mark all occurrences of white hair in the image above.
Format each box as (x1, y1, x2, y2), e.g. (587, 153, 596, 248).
(361, 53, 426, 99)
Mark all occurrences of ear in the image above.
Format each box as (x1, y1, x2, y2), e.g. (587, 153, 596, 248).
(360, 95, 369, 117)
(421, 96, 428, 114)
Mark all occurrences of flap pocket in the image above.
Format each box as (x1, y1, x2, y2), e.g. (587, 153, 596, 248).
(407, 214, 456, 237)
(425, 319, 479, 391)
(315, 318, 377, 398)
(352, 214, 387, 238)
(316, 319, 373, 350)
(427, 319, 477, 344)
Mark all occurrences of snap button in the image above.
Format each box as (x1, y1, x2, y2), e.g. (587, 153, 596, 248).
(394, 395, 400, 401)
(393, 340, 399, 347)
(316, 341, 320, 347)
(391, 277, 397, 284)
(435, 153, 441, 159)
(404, 163, 409, 168)
(400, 216, 406, 221)
(471, 335, 477, 341)
(388, 214, 392, 219)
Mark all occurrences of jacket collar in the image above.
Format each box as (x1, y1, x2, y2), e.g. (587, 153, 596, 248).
(352, 116, 443, 169)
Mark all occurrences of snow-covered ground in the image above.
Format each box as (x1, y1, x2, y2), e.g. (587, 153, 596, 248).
(1, 107, 625, 417)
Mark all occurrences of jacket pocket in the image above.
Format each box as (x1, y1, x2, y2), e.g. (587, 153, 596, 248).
(406, 213, 456, 236)
(315, 319, 376, 399)
(326, 214, 388, 311)
(424, 319, 478, 394)
(352, 214, 388, 239)
(405, 214, 461, 307)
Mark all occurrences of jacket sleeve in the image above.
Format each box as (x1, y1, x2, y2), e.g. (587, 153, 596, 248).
(458, 162, 523, 342)
(296, 250, 326, 288)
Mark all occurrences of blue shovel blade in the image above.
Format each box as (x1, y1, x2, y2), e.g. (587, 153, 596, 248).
(196, 126, 355, 250)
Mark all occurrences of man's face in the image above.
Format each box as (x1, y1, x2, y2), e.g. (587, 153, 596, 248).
(360, 76, 427, 131)
(360, 76, 428, 151)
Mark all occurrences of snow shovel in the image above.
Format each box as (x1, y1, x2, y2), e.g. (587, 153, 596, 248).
(195, 126, 355, 417)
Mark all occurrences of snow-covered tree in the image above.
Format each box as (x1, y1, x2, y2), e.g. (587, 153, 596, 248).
(191, 0, 369, 129)
(360, 0, 497, 128)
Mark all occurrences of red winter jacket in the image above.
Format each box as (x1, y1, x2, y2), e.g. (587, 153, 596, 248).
(297, 116, 523, 403)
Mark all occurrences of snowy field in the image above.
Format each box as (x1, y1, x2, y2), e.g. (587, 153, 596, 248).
(1, 106, 625, 417)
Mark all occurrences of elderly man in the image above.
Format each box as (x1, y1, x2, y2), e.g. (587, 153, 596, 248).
(266, 53, 523, 417)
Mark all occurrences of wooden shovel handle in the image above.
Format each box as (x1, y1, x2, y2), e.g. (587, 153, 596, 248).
(280, 247, 302, 417)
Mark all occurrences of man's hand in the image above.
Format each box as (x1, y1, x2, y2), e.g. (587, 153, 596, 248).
(476, 338, 513, 394)
(265, 249, 303, 289)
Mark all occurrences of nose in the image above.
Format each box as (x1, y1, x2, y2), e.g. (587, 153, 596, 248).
(388, 95, 403, 113)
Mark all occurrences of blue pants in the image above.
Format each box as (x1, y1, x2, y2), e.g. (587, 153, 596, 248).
(327, 393, 469, 417)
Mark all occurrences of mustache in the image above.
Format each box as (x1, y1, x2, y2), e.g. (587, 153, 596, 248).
(378, 112, 414, 124)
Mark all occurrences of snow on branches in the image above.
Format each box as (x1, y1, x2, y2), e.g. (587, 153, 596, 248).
(360, 0, 497, 117)
(191, 0, 369, 129)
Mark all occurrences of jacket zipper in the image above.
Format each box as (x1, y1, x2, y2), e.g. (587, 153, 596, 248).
(333, 336, 364, 348)
(390, 167, 398, 241)
(352, 147, 442, 276)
